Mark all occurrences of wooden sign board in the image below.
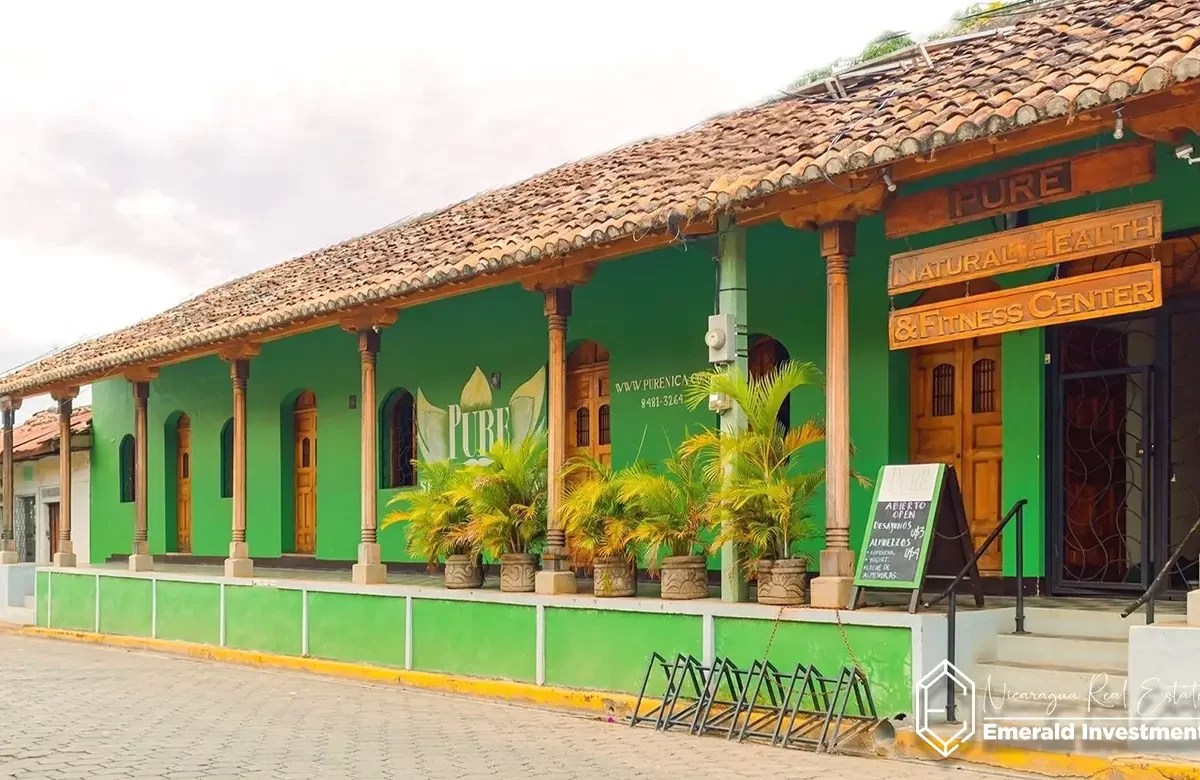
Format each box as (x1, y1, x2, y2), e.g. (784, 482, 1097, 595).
(888, 201, 1162, 295)
(889, 263, 1163, 350)
(851, 463, 981, 613)
(884, 141, 1156, 239)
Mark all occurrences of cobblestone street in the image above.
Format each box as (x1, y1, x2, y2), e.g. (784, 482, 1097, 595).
(1, 634, 1026, 779)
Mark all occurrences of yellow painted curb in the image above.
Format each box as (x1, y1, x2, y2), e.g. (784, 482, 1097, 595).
(10, 622, 1200, 778)
(6, 624, 648, 721)
(891, 729, 1200, 779)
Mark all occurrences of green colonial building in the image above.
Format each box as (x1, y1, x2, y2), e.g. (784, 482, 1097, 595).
(4, 0, 1200, 738)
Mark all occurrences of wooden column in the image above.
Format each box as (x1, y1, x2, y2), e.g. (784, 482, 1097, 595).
(0, 397, 19, 565)
(810, 221, 856, 608)
(717, 217, 749, 603)
(129, 380, 153, 571)
(225, 359, 253, 578)
(535, 287, 577, 595)
(352, 329, 387, 585)
(52, 390, 79, 567)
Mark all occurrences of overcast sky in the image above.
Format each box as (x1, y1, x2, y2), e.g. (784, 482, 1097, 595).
(1, 0, 967, 421)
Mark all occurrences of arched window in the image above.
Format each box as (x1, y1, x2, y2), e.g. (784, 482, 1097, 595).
(972, 358, 996, 413)
(220, 418, 234, 498)
(932, 363, 955, 416)
(119, 434, 136, 503)
(749, 335, 791, 431)
(381, 389, 417, 488)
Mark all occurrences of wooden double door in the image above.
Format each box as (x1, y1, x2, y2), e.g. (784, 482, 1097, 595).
(910, 336, 1004, 576)
(293, 391, 318, 555)
(566, 342, 611, 466)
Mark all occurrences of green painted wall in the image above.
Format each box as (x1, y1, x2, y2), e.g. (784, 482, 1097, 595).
(543, 608, 702, 694)
(224, 585, 302, 655)
(35, 570, 47, 627)
(156, 580, 221, 645)
(98, 576, 152, 637)
(411, 599, 535, 681)
(48, 572, 95, 632)
(713, 617, 911, 716)
(307, 591, 405, 668)
(86, 133, 1200, 582)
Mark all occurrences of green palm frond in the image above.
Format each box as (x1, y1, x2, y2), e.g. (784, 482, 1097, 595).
(456, 433, 549, 558)
(617, 449, 714, 572)
(381, 459, 474, 570)
(682, 361, 854, 562)
(559, 454, 639, 569)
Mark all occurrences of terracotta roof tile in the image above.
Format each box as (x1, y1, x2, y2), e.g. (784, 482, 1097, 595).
(2, 0, 1199, 397)
(0, 407, 92, 461)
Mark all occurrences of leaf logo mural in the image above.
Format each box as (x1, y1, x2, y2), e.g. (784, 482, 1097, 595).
(416, 366, 546, 465)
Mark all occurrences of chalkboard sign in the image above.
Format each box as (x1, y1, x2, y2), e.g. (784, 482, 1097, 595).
(850, 463, 982, 613)
(855, 464, 943, 588)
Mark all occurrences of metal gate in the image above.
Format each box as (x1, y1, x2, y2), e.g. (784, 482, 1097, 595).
(1050, 299, 1200, 595)
(14, 495, 36, 563)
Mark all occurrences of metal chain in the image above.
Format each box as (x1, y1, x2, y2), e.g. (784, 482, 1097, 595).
(833, 609, 865, 674)
(760, 606, 786, 659)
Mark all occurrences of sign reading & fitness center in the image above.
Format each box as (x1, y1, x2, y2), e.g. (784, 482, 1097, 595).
(888, 263, 1163, 350)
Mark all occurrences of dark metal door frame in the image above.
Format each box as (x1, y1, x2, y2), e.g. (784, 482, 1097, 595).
(1047, 294, 1200, 596)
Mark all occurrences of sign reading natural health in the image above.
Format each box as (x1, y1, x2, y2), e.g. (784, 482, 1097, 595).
(887, 201, 1162, 295)
(851, 463, 982, 613)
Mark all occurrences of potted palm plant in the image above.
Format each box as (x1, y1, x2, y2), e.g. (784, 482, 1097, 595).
(559, 456, 639, 597)
(381, 460, 482, 589)
(455, 434, 548, 593)
(684, 361, 861, 605)
(618, 451, 713, 600)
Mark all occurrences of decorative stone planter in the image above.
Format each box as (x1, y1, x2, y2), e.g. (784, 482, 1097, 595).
(660, 555, 709, 600)
(444, 554, 483, 589)
(756, 558, 806, 605)
(592, 556, 636, 597)
(499, 553, 537, 593)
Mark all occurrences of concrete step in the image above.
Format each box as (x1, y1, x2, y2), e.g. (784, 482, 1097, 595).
(972, 660, 1128, 717)
(1022, 607, 1135, 640)
(3, 606, 35, 625)
(989, 632, 1128, 670)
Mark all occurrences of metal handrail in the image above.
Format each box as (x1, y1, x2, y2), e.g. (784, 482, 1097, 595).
(1121, 514, 1200, 624)
(925, 498, 1030, 616)
(923, 498, 1028, 723)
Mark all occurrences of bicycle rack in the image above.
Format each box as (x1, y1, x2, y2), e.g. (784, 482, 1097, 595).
(630, 652, 881, 755)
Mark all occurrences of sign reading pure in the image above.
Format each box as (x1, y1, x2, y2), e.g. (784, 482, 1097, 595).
(889, 264, 1163, 349)
(883, 141, 1156, 238)
(417, 367, 546, 464)
(888, 202, 1162, 295)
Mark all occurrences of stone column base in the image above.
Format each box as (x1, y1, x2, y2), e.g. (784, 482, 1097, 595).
(351, 562, 387, 585)
(0, 550, 17, 565)
(128, 553, 153, 572)
(809, 575, 854, 609)
(1188, 589, 1200, 626)
(52, 551, 77, 568)
(224, 557, 253, 578)
(351, 542, 386, 584)
(534, 570, 577, 595)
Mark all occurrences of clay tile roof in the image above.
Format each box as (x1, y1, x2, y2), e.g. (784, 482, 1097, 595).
(0, 407, 92, 461)
(2, 0, 1198, 398)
